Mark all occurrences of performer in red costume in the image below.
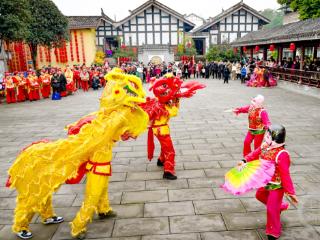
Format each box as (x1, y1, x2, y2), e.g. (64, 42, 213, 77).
(39, 70, 51, 98)
(242, 124, 298, 240)
(140, 74, 205, 180)
(27, 71, 40, 101)
(15, 73, 27, 102)
(4, 73, 17, 104)
(233, 94, 271, 157)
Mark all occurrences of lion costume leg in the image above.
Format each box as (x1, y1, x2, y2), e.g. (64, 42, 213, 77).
(12, 196, 36, 233)
(70, 171, 110, 237)
(38, 195, 55, 221)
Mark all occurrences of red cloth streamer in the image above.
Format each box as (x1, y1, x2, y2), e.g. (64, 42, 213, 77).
(255, 45, 260, 52)
(74, 31, 80, 62)
(69, 31, 74, 61)
(39, 46, 43, 63)
(147, 127, 155, 160)
(80, 32, 86, 64)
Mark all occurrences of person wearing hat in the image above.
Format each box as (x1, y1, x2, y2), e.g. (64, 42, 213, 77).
(4, 72, 17, 104)
(27, 71, 40, 101)
(233, 94, 271, 157)
(242, 124, 298, 240)
(39, 69, 51, 98)
(15, 72, 27, 102)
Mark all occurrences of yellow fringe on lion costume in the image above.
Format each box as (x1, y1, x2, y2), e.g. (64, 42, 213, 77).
(6, 68, 148, 239)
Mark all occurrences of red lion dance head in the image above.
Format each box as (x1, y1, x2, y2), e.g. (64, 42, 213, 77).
(149, 74, 206, 103)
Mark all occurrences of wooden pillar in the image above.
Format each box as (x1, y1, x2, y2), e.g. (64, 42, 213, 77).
(300, 46, 305, 70)
(313, 43, 318, 59)
(250, 47, 253, 59)
(279, 46, 283, 65)
(263, 47, 268, 61)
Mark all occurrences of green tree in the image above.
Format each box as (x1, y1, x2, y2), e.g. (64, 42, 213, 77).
(26, 0, 69, 68)
(206, 44, 240, 62)
(277, 0, 320, 20)
(0, 0, 31, 51)
(176, 37, 197, 57)
(113, 46, 136, 59)
(260, 9, 284, 29)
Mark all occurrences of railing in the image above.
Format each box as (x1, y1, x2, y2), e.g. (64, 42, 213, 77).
(263, 66, 320, 88)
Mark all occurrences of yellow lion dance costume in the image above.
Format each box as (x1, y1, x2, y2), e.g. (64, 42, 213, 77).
(6, 68, 148, 239)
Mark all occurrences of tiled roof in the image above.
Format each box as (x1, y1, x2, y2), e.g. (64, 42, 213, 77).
(193, 1, 270, 33)
(232, 17, 320, 46)
(67, 16, 101, 29)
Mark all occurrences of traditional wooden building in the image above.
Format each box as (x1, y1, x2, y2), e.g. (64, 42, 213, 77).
(191, 1, 270, 55)
(231, 17, 320, 64)
(95, 0, 195, 63)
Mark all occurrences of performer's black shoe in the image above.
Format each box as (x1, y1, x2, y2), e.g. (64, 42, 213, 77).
(267, 235, 278, 240)
(43, 216, 64, 225)
(17, 230, 32, 239)
(163, 172, 177, 180)
(99, 210, 117, 219)
(157, 159, 164, 166)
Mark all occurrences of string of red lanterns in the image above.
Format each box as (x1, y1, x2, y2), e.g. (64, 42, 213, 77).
(80, 31, 86, 64)
(69, 32, 74, 62)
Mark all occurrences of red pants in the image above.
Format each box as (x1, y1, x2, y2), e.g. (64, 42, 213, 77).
(81, 81, 89, 92)
(41, 85, 51, 98)
(155, 134, 175, 174)
(6, 89, 16, 103)
(17, 87, 26, 102)
(243, 131, 265, 157)
(29, 89, 40, 101)
(256, 187, 288, 238)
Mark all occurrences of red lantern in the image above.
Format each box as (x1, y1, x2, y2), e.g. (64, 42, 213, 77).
(255, 45, 260, 52)
(289, 43, 295, 52)
(121, 44, 126, 49)
(269, 44, 275, 51)
(243, 46, 247, 52)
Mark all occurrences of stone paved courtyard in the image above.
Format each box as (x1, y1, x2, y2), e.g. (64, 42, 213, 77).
(0, 79, 320, 240)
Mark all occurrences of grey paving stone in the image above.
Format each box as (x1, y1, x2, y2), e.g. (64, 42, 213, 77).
(282, 209, 320, 227)
(183, 161, 220, 170)
(194, 199, 246, 214)
(122, 190, 168, 204)
(0, 197, 16, 210)
(0, 224, 59, 240)
(112, 164, 147, 173)
(205, 168, 229, 177)
(112, 204, 144, 219)
(201, 230, 261, 240)
(126, 171, 163, 181)
(169, 214, 226, 233)
(213, 187, 256, 199)
(175, 155, 199, 162)
(222, 211, 266, 230)
(0, 210, 14, 224)
(144, 201, 194, 217)
(175, 169, 206, 179)
(52, 194, 76, 208)
(181, 149, 212, 155)
(187, 177, 223, 188)
(72, 192, 123, 206)
(168, 188, 215, 201)
(109, 181, 145, 193)
(257, 226, 320, 240)
(113, 217, 169, 237)
(110, 173, 127, 182)
(142, 233, 201, 240)
(146, 179, 188, 190)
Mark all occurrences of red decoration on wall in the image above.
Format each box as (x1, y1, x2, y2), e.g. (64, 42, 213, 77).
(54, 48, 59, 62)
(243, 46, 247, 52)
(269, 44, 275, 52)
(39, 46, 44, 63)
(74, 30, 80, 62)
(48, 48, 52, 63)
(70, 31, 74, 61)
(80, 31, 86, 64)
(289, 42, 296, 52)
(255, 45, 260, 52)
